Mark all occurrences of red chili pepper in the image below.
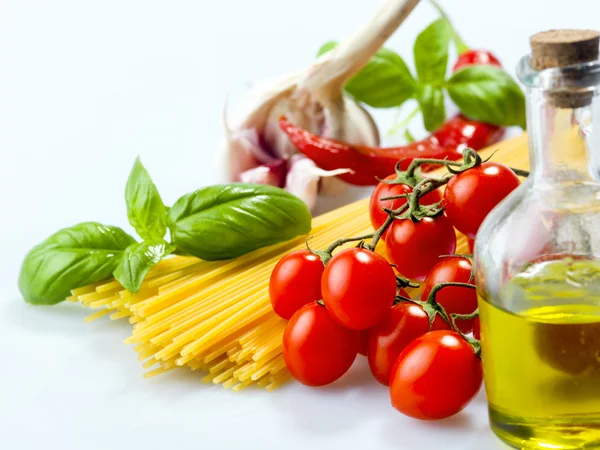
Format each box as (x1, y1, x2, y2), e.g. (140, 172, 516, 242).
(279, 115, 504, 186)
(430, 1, 503, 73)
(453, 49, 502, 72)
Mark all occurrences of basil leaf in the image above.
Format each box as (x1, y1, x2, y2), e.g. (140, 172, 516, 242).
(446, 65, 526, 128)
(417, 84, 446, 132)
(18, 222, 136, 305)
(113, 240, 174, 293)
(168, 183, 311, 261)
(413, 18, 451, 85)
(318, 42, 416, 108)
(125, 157, 167, 240)
(317, 41, 338, 57)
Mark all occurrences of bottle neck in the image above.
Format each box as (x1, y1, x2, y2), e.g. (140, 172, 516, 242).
(527, 88, 600, 183)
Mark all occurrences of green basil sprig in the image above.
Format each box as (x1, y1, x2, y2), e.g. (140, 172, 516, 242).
(318, 17, 525, 132)
(112, 158, 171, 293)
(18, 222, 136, 305)
(168, 184, 311, 261)
(19, 158, 312, 304)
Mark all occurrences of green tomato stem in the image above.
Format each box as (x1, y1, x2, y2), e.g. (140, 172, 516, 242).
(324, 233, 375, 255)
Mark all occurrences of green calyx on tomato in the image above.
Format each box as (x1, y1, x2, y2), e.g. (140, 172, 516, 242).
(418, 278, 481, 358)
(369, 174, 443, 234)
(421, 256, 477, 334)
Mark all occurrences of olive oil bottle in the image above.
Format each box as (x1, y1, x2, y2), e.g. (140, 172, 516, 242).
(480, 259, 600, 448)
(475, 30, 600, 449)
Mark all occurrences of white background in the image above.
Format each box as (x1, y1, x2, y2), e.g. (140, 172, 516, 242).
(1, 1, 599, 449)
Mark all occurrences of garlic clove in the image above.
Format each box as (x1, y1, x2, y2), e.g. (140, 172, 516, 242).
(285, 155, 351, 211)
(223, 127, 276, 181)
(322, 96, 380, 146)
(239, 159, 288, 187)
(318, 173, 354, 197)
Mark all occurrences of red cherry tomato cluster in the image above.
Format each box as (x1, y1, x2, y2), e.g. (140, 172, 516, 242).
(268, 153, 522, 420)
(269, 154, 522, 421)
(369, 161, 520, 281)
(270, 244, 484, 420)
(273, 247, 396, 386)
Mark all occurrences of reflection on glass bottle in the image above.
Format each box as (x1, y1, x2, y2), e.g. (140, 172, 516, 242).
(475, 30, 600, 449)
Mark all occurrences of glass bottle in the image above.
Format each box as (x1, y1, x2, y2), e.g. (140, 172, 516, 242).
(475, 30, 600, 449)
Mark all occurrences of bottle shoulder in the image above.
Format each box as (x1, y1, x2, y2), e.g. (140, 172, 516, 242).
(475, 178, 600, 297)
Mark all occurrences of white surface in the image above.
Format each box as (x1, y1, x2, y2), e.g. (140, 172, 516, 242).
(2, 0, 599, 449)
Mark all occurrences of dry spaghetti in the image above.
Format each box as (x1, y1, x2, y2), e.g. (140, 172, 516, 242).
(70, 134, 530, 390)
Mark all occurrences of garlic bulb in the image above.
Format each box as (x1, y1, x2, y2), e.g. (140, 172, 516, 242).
(221, 0, 420, 210)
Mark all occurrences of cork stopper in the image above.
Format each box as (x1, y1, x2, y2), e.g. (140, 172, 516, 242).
(530, 29, 600, 107)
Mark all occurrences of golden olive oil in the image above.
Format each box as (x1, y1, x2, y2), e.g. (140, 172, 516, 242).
(479, 259, 600, 449)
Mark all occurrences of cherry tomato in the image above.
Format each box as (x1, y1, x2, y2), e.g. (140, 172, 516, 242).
(367, 300, 449, 386)
(473, 316, 480, 340)
(467, 238, 475, 254)
(421, 257, 477, 333)
(390, 330, 483, 420)
(444, 162, 520, 239)
(358, 330, 369, 356)
(359, 288, 411, 358)
(322, 248, 397, 330)
(453, 49, 502, 72)
(283, 302, 359, 386)
(369, 175, 442, 232)
(386, 215, 457, 281)
(269, 250, 324, 320)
